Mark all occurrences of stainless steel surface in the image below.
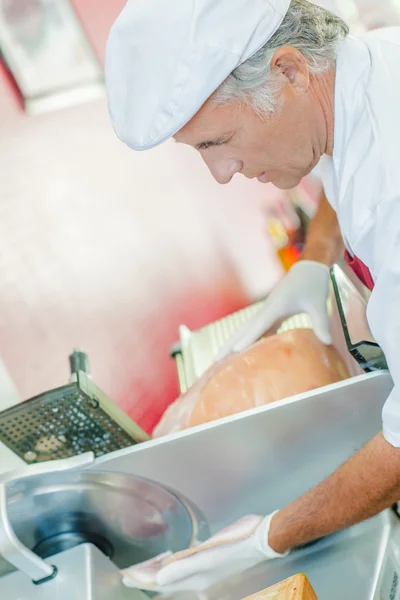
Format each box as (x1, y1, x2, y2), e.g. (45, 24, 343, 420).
(0, 370, 149, 465)
(0, 469, 208, 579)
(376, 512, 400, 600)
(0, 453, 94, 582)
(93, 369, 393, 598)
(1, 543, 149, 600)
(0, 451, 94, 484)
(203, 509, 400, 600)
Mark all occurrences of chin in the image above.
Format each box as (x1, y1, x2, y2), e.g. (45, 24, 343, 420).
(271, 174, 303, 190)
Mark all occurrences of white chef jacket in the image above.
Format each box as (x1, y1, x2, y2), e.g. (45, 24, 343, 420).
(318, 28, 400, 446)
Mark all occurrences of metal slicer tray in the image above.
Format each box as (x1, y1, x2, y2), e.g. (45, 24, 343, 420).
(0, 468, 208, 580)
(0, 371, 149, 464)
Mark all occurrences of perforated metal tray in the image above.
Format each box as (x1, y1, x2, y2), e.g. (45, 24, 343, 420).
(0, 371, 149, 464)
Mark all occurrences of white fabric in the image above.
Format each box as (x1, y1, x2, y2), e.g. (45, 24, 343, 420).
(318, 29, 400, 446)
(121, 512, 287, 593)
(216, 260, 332, 361)
(105, 0, 290, 151)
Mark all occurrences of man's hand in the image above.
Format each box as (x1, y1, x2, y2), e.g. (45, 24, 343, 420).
(217, 190, 343, 361)
(217, 260, 332, 361)
(121, 512, 288, 593)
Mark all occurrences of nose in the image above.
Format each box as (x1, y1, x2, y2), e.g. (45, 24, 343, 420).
(202, 156, 243, 184)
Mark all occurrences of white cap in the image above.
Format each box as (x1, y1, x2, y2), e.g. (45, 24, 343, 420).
(105, 0, 290, 151)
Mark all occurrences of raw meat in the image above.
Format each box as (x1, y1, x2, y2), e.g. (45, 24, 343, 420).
(153, 328, 349, 437)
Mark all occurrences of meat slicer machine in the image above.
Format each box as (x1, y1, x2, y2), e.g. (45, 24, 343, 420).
(0, 264, 398, 600)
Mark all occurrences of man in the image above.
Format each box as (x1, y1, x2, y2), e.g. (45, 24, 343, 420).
(105, 0, 400, 593)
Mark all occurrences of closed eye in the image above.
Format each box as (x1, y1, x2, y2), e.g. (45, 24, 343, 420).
(197, 142, 214, 151)
(195, 134, 234, 151)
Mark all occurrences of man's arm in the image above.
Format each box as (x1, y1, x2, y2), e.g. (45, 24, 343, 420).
(268, 190, 400, 553)
(269, 432, 400, 553)
(300, 188, 344, 266)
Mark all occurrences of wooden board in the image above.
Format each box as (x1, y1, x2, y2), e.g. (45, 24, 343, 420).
(241, 573, 318, 600)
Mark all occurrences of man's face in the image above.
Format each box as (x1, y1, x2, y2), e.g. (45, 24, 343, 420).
(174, 57, 325, 190)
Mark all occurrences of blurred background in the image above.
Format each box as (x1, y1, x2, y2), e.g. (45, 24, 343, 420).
(0, 0, 398, 435)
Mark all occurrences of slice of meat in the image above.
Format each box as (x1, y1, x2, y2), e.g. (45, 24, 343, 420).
(153, 328, 350, 438)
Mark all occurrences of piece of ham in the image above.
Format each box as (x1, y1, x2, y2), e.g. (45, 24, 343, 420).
(153, 328, 350, 438)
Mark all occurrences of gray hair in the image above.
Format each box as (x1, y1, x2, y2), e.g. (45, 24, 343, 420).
(212, 0, 349, 116)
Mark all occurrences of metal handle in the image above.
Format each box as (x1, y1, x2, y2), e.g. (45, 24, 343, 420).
(69, 349, 91, 382)
(0, 452, 94, 582)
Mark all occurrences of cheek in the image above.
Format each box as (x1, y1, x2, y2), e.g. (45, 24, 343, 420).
(242, 139, 277, 166)
(239, 122, 282, 163)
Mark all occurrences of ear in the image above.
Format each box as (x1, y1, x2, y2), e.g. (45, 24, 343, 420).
(270, 46, 310, 93)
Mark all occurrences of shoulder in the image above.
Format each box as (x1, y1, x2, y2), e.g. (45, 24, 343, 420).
(362, 28, 400, 90)
(361, 26, 400, 47)
(361, 29, 400, 194)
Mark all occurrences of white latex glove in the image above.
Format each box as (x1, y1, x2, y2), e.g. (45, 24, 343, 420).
(217, 260, 331, 361)
(121, 512, 288, 594)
